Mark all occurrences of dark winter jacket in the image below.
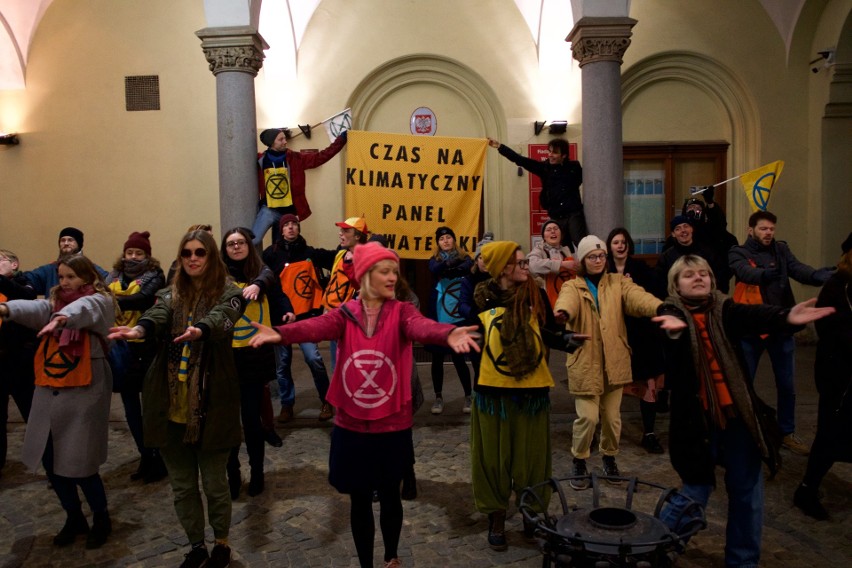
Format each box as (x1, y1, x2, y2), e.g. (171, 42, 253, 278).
(729, 237, 831, 308)
(497, 144, 583, 218)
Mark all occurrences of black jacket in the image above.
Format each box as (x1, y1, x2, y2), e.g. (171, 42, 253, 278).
(262, 235, 337, 321)
(497, 144, 583, 218)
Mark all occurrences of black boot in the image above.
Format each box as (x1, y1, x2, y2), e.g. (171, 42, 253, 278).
(794, 483, 829, 520)
(144, 451, 168, 484)
(86, 510, 112, 549)
(487, 510, 508, 551)
(248, 471, 265, 497)
(401, 469, 417, 501)
(130, 454, 150, 481)
(53, 510, 89, 546)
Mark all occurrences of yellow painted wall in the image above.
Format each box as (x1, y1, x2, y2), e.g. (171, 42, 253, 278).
(0, 0, 215, 271)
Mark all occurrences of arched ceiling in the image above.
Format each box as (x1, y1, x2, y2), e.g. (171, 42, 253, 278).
(0, 0, 812, 91)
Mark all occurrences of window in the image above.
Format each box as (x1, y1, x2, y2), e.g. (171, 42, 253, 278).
(623, 142, 728, 257)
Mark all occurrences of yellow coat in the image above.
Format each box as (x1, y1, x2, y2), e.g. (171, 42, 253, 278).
(553, 273, 661, 395)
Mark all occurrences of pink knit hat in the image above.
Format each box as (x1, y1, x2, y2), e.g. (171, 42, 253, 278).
(353, 242, 398, 284)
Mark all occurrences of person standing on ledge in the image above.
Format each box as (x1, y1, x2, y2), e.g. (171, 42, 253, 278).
(487, 138, 587, 247)
(251, 128, 348, 246)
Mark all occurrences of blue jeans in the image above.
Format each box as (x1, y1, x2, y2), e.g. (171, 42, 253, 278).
(661, 418, 764, 568)
(275, 343, 330, 407)
(250, 205, 283, 246)
(740, 334, 796, 435)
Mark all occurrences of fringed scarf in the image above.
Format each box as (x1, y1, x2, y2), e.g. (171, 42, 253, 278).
(473, 279, 540, 379)
(168, 292, 214, 445)
(53, 284, 97, 357)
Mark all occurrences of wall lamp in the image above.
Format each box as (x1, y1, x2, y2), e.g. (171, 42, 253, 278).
(0, 133, 20, 145)
(548, 120, 568, 134)
(535, 120, 568, 135)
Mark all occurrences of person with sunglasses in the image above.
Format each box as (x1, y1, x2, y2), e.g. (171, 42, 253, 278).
(109, 230, 246, 568)
(554, 236, 685, 490)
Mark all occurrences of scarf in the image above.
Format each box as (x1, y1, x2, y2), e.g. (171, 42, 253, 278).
(53, 284, 97, 357)
(121, 258, 151, 281)
(168, 291, 214, 445)
(473, 279, 540, 379)
(666, 291, 774, 462)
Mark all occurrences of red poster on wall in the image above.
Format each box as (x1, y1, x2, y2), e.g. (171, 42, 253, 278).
(528, 143, 577, 249)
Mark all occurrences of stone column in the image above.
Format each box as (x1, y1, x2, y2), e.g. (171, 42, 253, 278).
(196, 26, 268, 235)
(567, 17, 636, 238)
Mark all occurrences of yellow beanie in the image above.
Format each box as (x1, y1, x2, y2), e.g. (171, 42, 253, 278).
(481, 241, 521, 278)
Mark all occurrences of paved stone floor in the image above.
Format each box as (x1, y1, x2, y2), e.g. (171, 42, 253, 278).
(1, 344, 850, 567)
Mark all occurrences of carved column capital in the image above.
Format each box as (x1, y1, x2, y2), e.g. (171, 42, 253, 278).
(567, 17, 637, 67)
(196, 26, 269, 76)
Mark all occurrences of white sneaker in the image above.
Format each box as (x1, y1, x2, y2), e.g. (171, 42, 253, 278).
(462, 396, 472, 414)
(431, 397, 444, 415)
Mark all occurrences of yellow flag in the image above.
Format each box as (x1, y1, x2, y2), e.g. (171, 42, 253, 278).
(740, 161, 784, 212)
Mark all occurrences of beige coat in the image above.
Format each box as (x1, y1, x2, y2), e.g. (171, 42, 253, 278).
(5, 295, 114, 477)
(553, 274, 661, 395)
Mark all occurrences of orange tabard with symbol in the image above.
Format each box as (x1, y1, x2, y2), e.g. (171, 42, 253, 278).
(279, 260, 322, 316)
(545, 270, 575, 308)
(321, 250, 355, 311)
(34, 333, 93, 388)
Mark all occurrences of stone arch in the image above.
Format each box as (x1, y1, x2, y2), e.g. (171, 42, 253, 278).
(347, 54, 507, 235)
(820, 11, 852, 258)
(621, 51, 761, 228)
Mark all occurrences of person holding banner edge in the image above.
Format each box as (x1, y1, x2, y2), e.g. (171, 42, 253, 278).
(251, 128, 348, 246)
(487, 138, 587, 247)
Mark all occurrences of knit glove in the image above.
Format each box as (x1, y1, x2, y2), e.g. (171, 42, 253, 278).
(812, 267, 836, 284)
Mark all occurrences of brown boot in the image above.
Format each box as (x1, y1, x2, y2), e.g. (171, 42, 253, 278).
(318, 402, 334, 422)
(487, 510, 508, 551)
(277, 404, 294, 423)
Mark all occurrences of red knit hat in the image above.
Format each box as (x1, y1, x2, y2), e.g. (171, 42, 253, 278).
(353, 242, 398, 284)
(123, 231, 152, 256)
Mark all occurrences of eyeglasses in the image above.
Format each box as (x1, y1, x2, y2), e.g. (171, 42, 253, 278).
(181, 248, 208, 258)
(226, 239, 247, 249)
(586, 253, 607, 262)
(516, 259, 530, 269)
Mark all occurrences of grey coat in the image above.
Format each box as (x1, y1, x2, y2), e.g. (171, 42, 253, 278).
(4, 295, 115, 477)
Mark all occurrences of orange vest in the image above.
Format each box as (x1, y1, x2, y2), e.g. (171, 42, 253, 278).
(321, 250, 355, 310)
(280, 260, 323, 316)
(34, 333, 93, 388)
(544, 270, 575, 308)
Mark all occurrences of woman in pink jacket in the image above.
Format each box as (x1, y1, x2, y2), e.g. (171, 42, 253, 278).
(249, 242, 480, 568)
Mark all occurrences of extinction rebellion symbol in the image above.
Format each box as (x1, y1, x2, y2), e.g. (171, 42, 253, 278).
(341, 349, 398, 409)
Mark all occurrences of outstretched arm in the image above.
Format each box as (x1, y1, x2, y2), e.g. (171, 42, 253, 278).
(787, 298, 835, 325)
(249, 322, 284, 347)
(447, 325, 481, 354)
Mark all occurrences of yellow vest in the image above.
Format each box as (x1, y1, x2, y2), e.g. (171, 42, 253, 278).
(477, 306, 554, 388)
(232, 282, 271, 348)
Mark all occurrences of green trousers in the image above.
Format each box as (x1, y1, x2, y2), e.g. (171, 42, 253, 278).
(470, 393, 552, 513)
(160, 422, 232, 542)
